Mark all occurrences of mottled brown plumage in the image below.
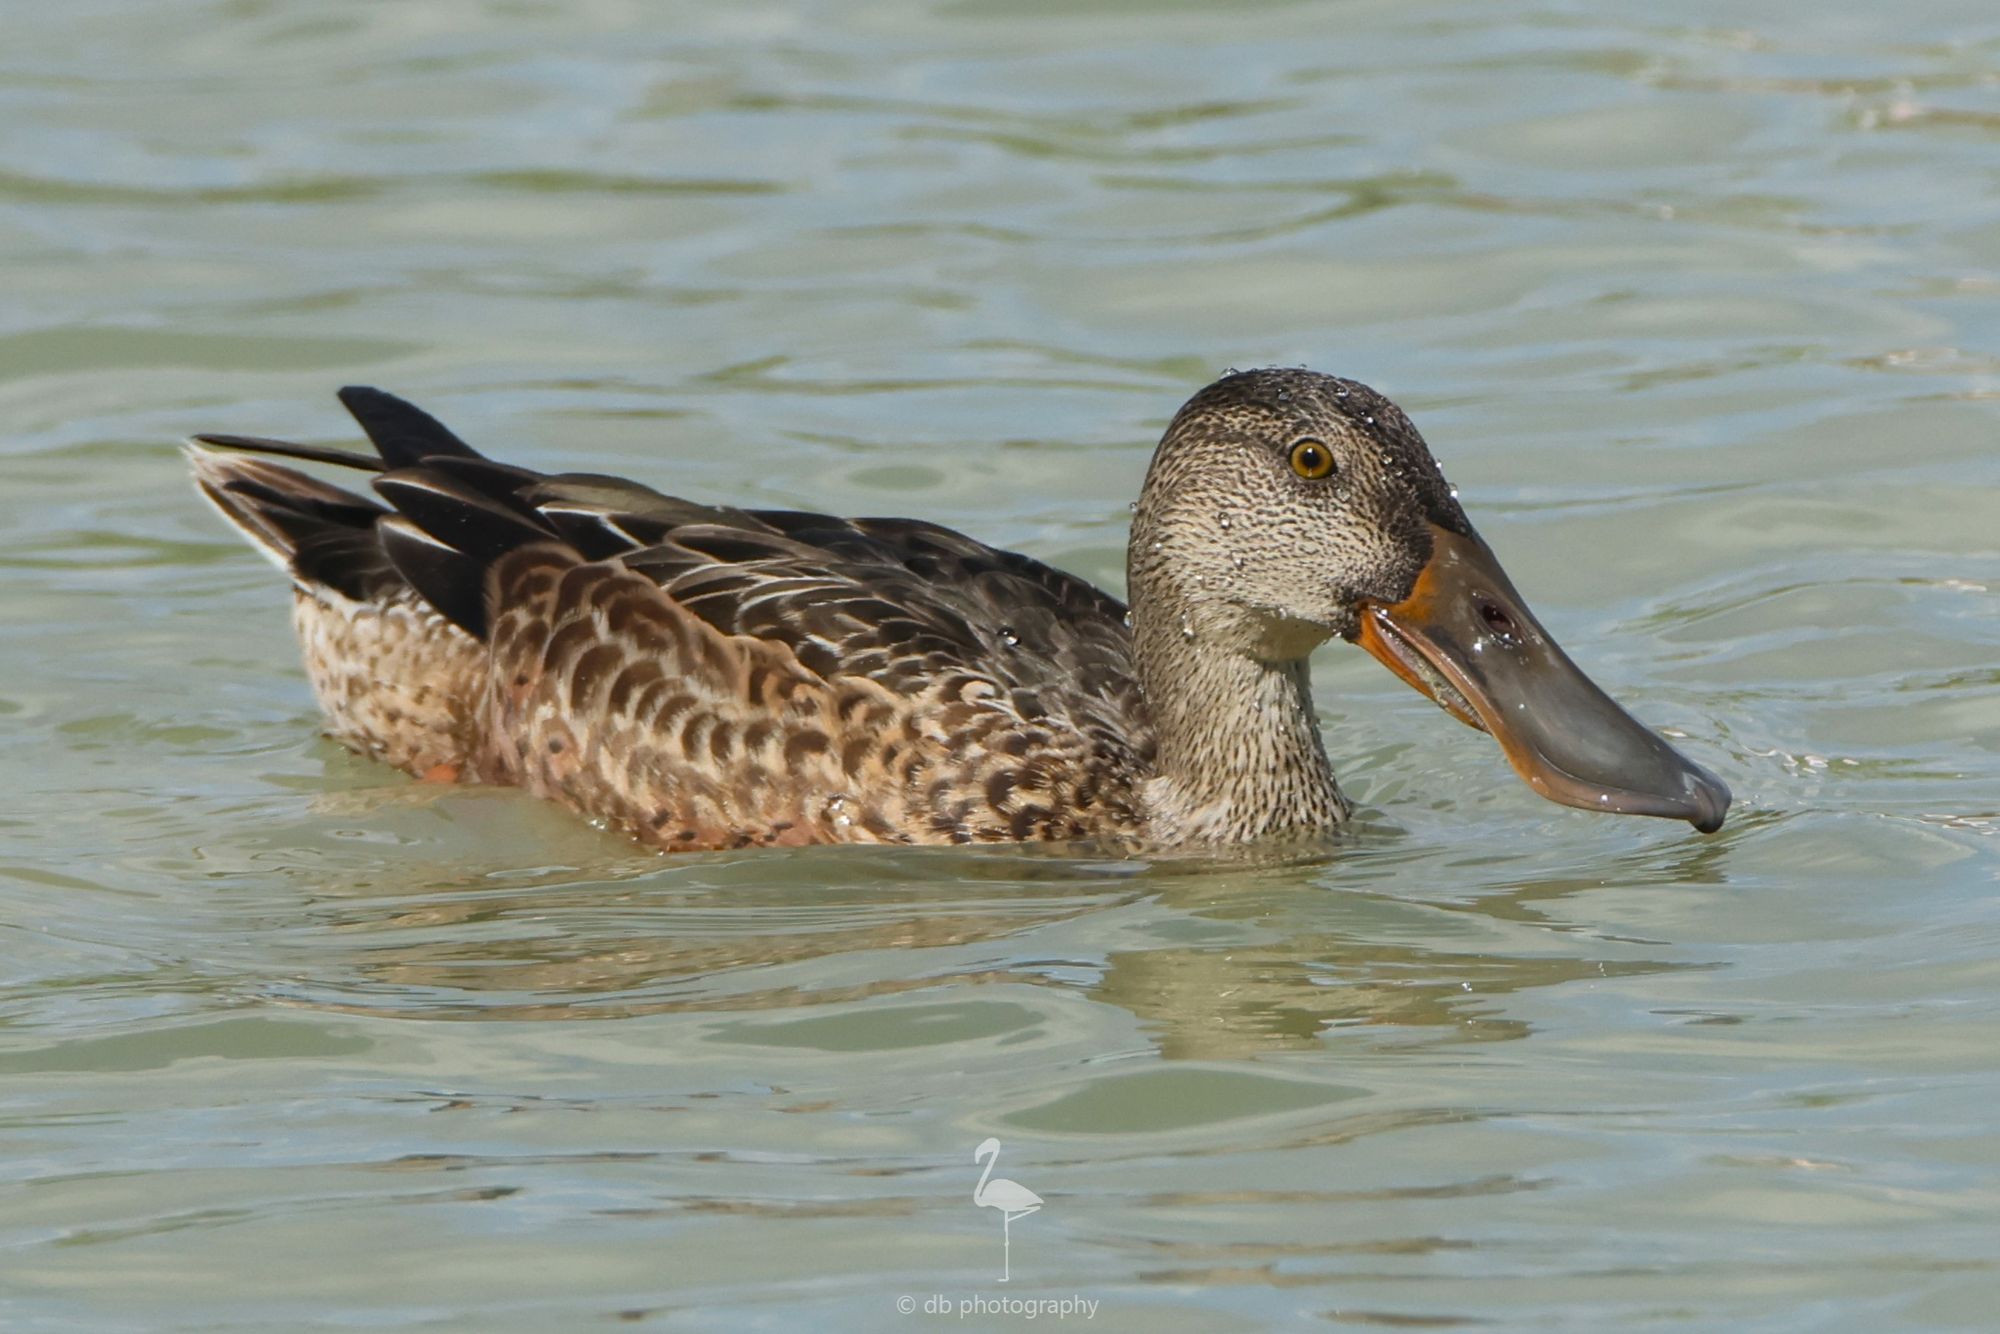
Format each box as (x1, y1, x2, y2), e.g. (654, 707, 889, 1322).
(189, 372, 1730, 851)
(191, 386, 1161, 849)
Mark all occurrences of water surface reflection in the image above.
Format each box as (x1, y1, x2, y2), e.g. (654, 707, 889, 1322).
(264, 827, 1712, 1064)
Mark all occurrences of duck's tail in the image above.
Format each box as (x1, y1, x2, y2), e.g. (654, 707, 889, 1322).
(187, 385, 533, 615)
(187, 388, 517, 776)
(185, 445, 394, 598)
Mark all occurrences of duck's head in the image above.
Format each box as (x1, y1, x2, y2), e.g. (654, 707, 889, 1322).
(1130, 368, 1729, 833)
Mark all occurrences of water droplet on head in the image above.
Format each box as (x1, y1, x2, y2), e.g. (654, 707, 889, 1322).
(1179, 613, 1196, 642)
(1150, 540, 1163, 553)
(1127, 501, 1138, 513)
(1216, 515, 1231, 530)
(999, 625, 1020, 647)
(1121, 610, 1134, 628)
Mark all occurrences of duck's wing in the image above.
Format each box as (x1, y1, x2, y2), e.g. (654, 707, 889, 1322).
(197, 387, 1137, 706)
(540, 481, 1140, 711)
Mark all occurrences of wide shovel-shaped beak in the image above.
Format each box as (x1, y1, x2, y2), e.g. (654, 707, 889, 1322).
(1357, 524, 1730, 833)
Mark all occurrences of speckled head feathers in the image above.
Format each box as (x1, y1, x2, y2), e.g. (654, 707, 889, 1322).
(1128, 368, 1474, 652)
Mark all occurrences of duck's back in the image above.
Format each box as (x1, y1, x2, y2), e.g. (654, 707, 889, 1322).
(191, 389, 1157, 849)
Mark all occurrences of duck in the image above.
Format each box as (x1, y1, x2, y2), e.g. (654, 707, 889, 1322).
(187, 369, 1729, 851)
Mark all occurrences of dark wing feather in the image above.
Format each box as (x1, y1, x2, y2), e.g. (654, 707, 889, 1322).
(336, 385, 481, 466)
(425, 455, 548, 495)
(378, 516, 496, 639)
(190, 433, 385, 472)
(374, 470, 559, 558)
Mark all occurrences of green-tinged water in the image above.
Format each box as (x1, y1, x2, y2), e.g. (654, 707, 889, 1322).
(3, 1, 1998, 1329)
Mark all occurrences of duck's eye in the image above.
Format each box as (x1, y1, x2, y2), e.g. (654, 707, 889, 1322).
(1288, 438, 1335, 480)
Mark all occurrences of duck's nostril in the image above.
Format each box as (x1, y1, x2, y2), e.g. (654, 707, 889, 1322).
(1478, 600, 1517, 638)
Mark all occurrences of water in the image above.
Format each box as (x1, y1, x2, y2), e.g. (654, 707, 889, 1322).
(3, 1, 1998, 1329)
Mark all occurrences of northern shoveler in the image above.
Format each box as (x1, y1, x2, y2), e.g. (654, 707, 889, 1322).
(188, 370, 1728, 850)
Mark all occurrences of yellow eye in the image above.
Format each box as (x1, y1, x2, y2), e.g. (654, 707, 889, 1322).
(1288, 438, 1334, 480)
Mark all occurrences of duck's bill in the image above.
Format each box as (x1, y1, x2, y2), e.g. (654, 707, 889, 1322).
(1355, 524, 1730, 833)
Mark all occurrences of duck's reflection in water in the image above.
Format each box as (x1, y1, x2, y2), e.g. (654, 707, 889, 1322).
(280, 825, 1712, 1059)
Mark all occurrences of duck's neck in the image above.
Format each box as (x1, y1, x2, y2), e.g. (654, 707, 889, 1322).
(1127, 591, 1351, 844)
